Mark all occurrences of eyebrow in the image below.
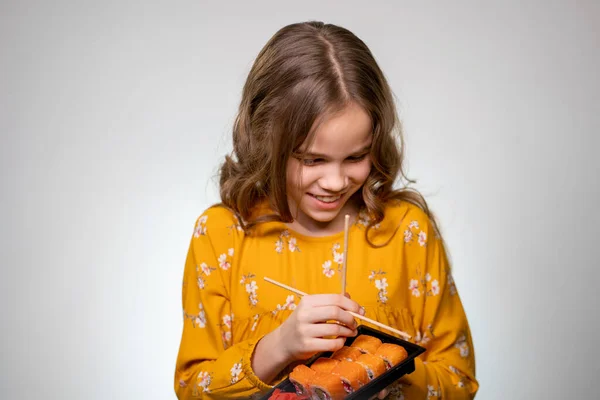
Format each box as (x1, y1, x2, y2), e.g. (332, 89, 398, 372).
(300, 145, 372, 158)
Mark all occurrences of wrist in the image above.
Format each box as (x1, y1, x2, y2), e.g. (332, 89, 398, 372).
(265, 326, 293, 365)
(252, 327, 292, 383)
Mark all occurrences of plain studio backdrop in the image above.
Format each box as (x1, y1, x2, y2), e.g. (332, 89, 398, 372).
(1, 1, 599, 399)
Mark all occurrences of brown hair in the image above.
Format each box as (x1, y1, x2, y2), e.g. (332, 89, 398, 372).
(219, 21, 439, 243)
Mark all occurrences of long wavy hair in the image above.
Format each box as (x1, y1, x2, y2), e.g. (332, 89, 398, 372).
(219, 21, 438, 244)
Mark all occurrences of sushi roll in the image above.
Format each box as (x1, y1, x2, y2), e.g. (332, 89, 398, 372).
(355, 353, 387, 381)
(350, 335, 382, 354)
(374, 343, 408, 370)
(309, 372, 347, 400)
(310, 357, 339, 373)
(330, 346, 362, 361)
(288, 364, 316, 397)
(330, 360, 369, 393)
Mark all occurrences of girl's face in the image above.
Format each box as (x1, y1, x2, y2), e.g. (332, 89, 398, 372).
(286, 102, 372, 235)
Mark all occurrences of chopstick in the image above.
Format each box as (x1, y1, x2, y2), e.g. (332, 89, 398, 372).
(263, 276, 411, 340)
(341, 214, 350, 295)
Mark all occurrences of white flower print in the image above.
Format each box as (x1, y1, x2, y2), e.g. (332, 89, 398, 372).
(357, 209, 371, 226)
(332, 242, 343, 263)
(333, 250, 344, 264)
(455, 334, 470, 358)
(275, 230, 300, 253)
(369, 270, 388, 304)
(320, 243, 344, 279)
(272, 304, 283, 315)
(227, 217, 244, 232)
(246, 281, 259, 306)
(415, 330, 423, 345)
(284, 295, 296, 310)
(197, 262, 216, 291)
(404, 220, 428, 247)
(322, 260, 335, 278)
(222, 314, 232, 329)
(241, 274, 259, 307)
(194, 215, 208, 237)
(273, 295, 298, 315)
(404, 229, 413, 243)
(418, 231, 427, 247)
(183, 302, 207, 328)
(412, 266, 440, 297)
(288, 237, 298, 252)
(449, 365, 467, 388)
(200, 263, 212, 276)
(275, 239, 284, 253)
(448, 272, 457, 295)
(415, 328, 432, 346)
(427, 384, 440, 399)
(228, 248, 234, 257)
(194, 315, 206, 328)
(246, 281, 258, 294)
(227, 215, 247, 233)
(197, 371, 211, 393)
(230, 362, 242, 384)
(431, 279, 440, 296)
(375, 278, 388, 291)
(218, 253, 231, 270)
(222, 330, 232, 344)
(193, 303, 206, 328)
(251, 314, 259, 331)
(409, 279, 421, 297)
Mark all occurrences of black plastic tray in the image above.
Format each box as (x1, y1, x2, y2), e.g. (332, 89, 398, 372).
(261, 325, 426, 400)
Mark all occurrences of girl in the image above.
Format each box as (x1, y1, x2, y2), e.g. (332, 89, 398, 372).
(175, 21, 478, 399)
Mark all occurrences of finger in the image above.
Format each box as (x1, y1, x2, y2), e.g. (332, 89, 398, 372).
(305, 337, 346, 354)
(307, 322, 358, 338)
(304, 305, 357, 327)
(344, 292, 351, 299)
(304, 294, 363, 315)
(377, 388, 389, 399)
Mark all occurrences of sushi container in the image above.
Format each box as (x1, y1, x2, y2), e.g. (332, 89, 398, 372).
(260, 325, 426, 400)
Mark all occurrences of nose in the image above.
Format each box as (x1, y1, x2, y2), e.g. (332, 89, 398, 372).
(318, 164, 348, 193)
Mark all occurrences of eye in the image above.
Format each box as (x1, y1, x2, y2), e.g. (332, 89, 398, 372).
(347, 154, 368, 162)
(302, 158, 323, 166)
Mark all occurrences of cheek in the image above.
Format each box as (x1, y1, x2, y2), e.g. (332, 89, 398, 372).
(286, 161, 308, 192)
(286, 160, 299, 187)
(350, 160, 372, 184)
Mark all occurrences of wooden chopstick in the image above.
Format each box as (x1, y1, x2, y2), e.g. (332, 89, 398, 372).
(341, 214, 350, 295)
(263, 276, 412, 340)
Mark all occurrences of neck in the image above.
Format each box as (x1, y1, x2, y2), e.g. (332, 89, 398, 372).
(286, 200, 360, 237)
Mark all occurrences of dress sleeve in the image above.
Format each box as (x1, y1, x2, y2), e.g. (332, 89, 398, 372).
(174, 208, 272, 399)
(392, 212, 479, 399)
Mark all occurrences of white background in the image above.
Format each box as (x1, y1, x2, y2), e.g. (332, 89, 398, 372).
(1, 1, 599, 399)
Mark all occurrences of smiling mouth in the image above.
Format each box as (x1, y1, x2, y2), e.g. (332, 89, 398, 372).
(310, 194, 342, 203)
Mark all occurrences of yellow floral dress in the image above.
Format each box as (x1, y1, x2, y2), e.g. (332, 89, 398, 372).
(175, 201, 478, 399)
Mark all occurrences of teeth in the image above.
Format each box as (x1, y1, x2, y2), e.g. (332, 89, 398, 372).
(314, 195, 341, 203)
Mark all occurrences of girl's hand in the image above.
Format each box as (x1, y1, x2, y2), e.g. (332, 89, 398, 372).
(275, 293, 363, 362)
